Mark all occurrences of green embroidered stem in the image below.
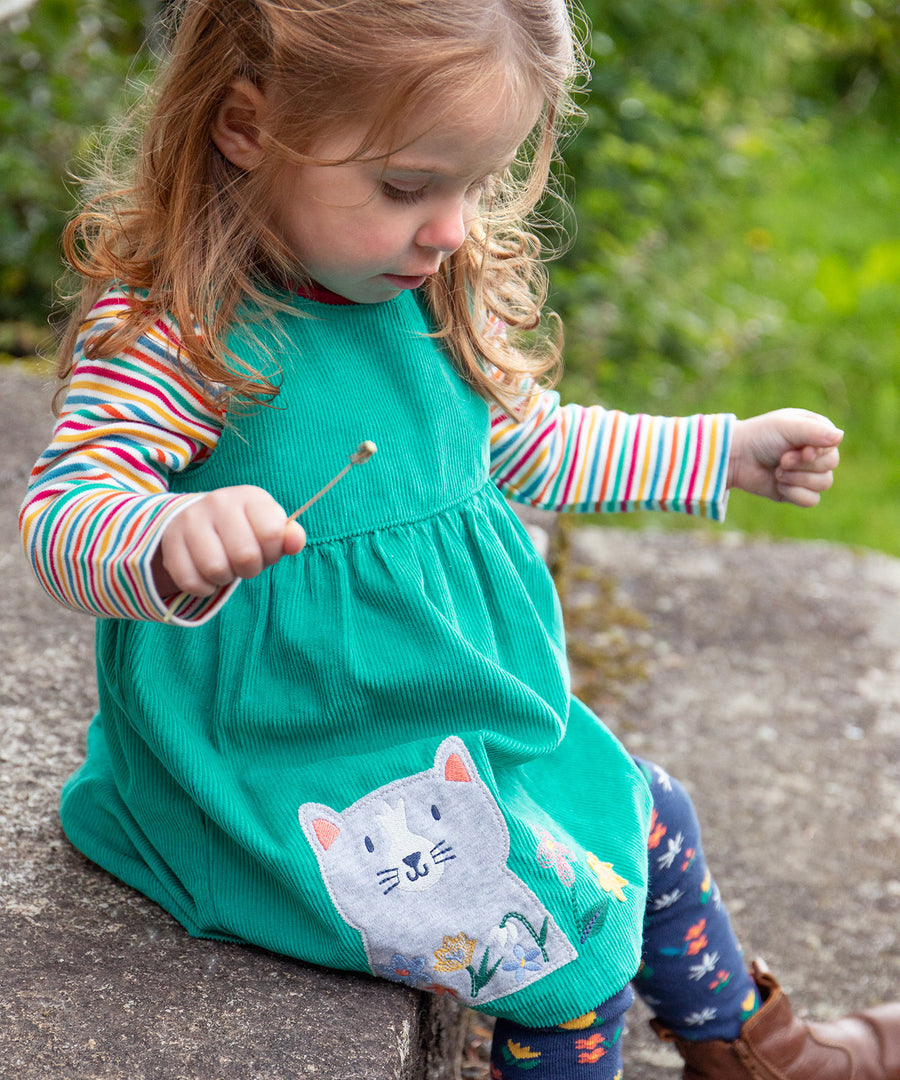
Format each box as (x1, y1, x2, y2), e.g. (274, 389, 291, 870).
(499, 912, 550, 961)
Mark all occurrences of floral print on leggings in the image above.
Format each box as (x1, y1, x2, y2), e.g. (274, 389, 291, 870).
(489, 758, 761, 1078)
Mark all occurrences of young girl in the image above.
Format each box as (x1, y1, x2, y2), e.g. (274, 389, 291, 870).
(20, 2, 899, 1078)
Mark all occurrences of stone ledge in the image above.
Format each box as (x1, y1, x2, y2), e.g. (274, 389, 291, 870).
(0, 367, 465, 1080)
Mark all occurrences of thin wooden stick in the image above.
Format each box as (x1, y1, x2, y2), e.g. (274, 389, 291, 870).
(162, 441, 377, 624)
(287, 440, 377, 521)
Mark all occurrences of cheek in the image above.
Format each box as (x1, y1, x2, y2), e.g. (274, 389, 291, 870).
(342, 215, 405, 260)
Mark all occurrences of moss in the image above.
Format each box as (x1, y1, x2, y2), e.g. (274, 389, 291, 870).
(549, 517, 650, 708)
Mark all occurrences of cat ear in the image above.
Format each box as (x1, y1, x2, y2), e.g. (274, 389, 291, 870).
(434, 736, 476, 784)
(299, 803, 341, 852)
(311, 818, 340, 850)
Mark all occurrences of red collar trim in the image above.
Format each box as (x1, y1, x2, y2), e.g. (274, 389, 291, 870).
(295, 282, 356, 306)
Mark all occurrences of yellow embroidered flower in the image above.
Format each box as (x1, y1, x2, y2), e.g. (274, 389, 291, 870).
(506, 1040, 541, 1061)
(433, 933, 476, 972)
(586, 853, 628, 901)
(558, 1010, 597, 1030)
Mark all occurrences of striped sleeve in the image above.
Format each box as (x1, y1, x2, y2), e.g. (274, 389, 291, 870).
(489, 385, 734, 519)
(18, 288, 234, 624)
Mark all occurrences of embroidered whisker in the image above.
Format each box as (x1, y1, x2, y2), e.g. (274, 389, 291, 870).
(378, 867, 401, 894)
(431, 841, 455, 864)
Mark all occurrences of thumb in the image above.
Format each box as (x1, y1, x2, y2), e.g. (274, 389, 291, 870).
(283, 520, 306, 555)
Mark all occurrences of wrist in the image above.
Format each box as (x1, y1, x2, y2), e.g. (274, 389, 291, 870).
(726, 417, 746, 490)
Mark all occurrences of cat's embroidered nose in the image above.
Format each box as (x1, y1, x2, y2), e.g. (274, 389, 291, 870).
(403, 851, 429, 881)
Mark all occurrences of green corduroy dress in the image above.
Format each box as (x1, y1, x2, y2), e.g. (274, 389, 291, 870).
(61, 289, 653, 1026)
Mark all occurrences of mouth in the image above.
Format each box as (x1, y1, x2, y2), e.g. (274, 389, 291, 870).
(382, 273, 431, 290)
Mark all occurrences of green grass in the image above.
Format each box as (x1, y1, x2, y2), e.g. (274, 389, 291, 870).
(561, 121, 900, 556)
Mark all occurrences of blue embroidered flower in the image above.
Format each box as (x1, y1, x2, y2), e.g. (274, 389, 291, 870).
(502, 942, 543, 983)
(376, 953, 429, 987)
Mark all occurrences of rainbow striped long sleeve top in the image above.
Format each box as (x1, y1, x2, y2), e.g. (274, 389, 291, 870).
(20, 288, 734, 622)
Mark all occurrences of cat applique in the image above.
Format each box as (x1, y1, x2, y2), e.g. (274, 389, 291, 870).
(298, 736, 578, 1004)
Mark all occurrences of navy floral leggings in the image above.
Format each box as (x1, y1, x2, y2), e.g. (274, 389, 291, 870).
(490, 759, 761, 1079)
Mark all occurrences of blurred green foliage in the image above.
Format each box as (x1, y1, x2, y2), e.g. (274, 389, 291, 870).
(553, 0, 900, 405)
(0, 0, 151, 324)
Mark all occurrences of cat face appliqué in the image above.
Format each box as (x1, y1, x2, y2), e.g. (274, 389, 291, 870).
(298, 736, 577, 1004)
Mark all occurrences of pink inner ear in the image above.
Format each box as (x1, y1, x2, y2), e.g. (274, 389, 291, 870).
(445, 753, 471, 783)
(312, 818, 340, 851)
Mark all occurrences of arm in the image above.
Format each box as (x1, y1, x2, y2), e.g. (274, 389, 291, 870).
(18, 291, 278, 624)
(490, 385, 734, 519)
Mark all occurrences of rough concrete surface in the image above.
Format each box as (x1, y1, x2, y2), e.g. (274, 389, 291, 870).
(3, 364, 899, 1079)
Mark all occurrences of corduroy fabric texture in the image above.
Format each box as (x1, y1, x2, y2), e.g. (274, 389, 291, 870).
(61, 290, 652, 1026)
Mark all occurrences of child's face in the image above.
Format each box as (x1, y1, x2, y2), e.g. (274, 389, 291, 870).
(269, 82, 541, 304)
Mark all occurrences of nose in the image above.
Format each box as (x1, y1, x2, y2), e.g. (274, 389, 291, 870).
(403, 851, 429, 881)
(415, 199, 468, 258)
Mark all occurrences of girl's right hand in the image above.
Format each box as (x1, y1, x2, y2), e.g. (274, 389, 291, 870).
(151, 485, 306, 598)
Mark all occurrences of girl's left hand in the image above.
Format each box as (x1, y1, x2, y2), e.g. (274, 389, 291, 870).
(728, 408, 844, 507)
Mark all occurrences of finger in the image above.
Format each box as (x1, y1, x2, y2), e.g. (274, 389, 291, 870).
(779, 445, 840, 472)
(283, 520, 306, 556)
(778, 414, 844, 450)
(216, 511, 269, 581)
(775, 467, 834, 493)
(191, 528, 243, 587)
(244, 498, 294, 571)
(776, 482, 823, 508)
(162, 529, 224, 597)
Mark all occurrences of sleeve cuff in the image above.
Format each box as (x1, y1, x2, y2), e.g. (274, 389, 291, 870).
(136, 496, 240, 625)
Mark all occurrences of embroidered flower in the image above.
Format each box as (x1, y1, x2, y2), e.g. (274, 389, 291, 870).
(489, 922, 519, 950)
(586, 853, 628, 901)
(536, 829, 576, 886)
(375, 953, 429, 987)
(502, 942, 543, 983)
(433, 933, 477, 973)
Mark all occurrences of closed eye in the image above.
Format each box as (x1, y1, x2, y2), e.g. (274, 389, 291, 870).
(380, 175, 494, 206)
(380, 182, 428, 205)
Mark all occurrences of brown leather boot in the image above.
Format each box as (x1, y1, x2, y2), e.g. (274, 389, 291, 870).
(651, 959, 900, 1079)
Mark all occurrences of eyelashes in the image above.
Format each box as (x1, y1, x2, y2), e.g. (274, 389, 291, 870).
(379, 177, 493, 206)
(380, 182, 427, 205)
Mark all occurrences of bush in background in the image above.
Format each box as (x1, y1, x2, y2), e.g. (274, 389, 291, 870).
(552, 0, 900, 409)
(0, 0, 150, 331)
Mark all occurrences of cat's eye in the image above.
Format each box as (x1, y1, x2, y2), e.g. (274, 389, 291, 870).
(364, 836, 375, 852)
(431, 804, 441, 821)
